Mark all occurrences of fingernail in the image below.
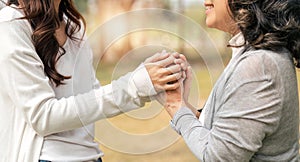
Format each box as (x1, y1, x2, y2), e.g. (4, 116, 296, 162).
(172, 52, 179, 57)
(174, 59, 180, 63)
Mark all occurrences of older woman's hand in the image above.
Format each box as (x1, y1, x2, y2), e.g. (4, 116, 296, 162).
(163, 65, 200, 118)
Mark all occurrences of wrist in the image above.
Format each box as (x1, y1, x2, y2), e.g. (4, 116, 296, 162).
(132, 63, 157, 96)
(165, 101, 183, 118)
(185, 102, 201, 118)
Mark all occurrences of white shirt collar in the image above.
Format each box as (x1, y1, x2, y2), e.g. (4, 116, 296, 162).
(229, 32, 245, 58)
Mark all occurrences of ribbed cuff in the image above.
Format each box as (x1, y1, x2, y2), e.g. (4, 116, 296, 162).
(170, 107, 196, 135)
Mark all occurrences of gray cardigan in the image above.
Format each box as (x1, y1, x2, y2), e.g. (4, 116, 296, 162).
(171, 48, 299, 161)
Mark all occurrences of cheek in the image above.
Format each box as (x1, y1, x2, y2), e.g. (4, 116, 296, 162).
(205, 11, 226, 30)
(205, 2, 233, 30)
(214, 7, 233, 29)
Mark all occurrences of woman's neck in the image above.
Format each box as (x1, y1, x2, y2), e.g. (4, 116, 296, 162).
(229, 27, 241, 36)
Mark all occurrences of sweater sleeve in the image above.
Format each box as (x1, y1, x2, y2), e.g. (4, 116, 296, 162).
(171, 53, 282, 161)
(0, 20, 157, 137)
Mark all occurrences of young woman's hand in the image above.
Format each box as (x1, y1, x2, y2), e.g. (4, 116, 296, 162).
(144, 52, 187, 93)
(153, 53, 188, 107)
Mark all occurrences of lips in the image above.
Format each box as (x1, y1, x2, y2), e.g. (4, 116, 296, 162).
(204, 3, 214, 10)
(204, 3, 214, 14)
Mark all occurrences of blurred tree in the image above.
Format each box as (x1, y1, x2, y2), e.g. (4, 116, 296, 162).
(73, 0, 87, 13)
(161, 0, 171, 10)
(120, 0, 136, 10)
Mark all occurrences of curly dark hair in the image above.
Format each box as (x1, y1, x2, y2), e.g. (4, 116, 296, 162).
(6, 0, 86, 86)
(228, 0, 300, 67)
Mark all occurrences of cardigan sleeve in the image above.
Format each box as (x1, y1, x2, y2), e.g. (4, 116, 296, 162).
(171, 53, 283, 161)
(0, 20, 157, 137)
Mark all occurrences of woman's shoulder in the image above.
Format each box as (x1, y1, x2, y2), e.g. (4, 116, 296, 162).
(0, 5, 24, 22)
(0, 7, 36, 61)
(230, 48, 294, 82)
(0, 6, 32, 37)
(240, 48, 293, 69)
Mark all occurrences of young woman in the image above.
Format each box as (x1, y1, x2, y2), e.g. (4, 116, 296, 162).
(163, 0, 300, 161)
(0, 0, 187, 161)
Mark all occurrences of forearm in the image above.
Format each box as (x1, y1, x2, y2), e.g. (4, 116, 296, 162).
(4, 52, 154, 137)
(170, 107, 256, 162)
(170, 107, 208, 160)
(173, 103, 283, 162)
(17, 71, 152, 137)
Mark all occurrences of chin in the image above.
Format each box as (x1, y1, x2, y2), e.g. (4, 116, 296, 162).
(205, 17, 218, 29)
(205, 21, 215, 29)
(205, 21, 226, 32)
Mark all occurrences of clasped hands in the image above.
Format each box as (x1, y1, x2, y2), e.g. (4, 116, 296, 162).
(144, 51, 199, 119)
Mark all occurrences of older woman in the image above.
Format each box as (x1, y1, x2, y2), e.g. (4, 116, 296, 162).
(163, 0, 300, 161)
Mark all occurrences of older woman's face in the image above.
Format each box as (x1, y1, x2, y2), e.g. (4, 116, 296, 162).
(204, 0, 238, 34)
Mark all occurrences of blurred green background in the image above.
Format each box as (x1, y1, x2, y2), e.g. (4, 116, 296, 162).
(73, 0, 300, 161)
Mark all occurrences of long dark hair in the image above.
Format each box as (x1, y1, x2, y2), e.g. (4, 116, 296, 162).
(7, 0, 86, 86)
(228, 0, 300, 67)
